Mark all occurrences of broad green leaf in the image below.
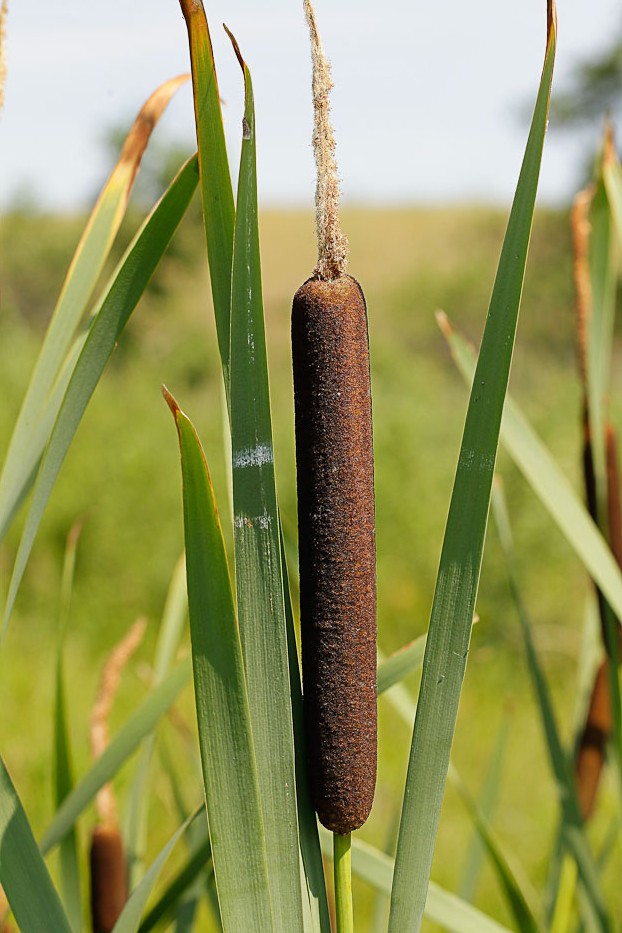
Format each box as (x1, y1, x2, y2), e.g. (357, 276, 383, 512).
(165, 390, 273, 931)
(179, 0, 235, 389)
(112, 810, 198, 933)
(41, 659, 191, 855)
(491, 482, 611, 931)
(388, 14, 557, 930)
(0, 76, 188, 540)
(377, 636, 426, 695)
(53, 524, 83, 931)
(318, 831, 512, 933)
(0, 757, 72, 933)
(227, 32, 304, 931)
(3, 156, 199, 635)
(438, 316, 622, 626)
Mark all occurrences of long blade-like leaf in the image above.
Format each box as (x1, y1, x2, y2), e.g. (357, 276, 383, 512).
(125, 553, 188, 887)
(0, 76, 188, 540)
(165, 388, 274, 931)
(388, 11, 557, 929)
(137, 837, 212, 933)
(226, 31, 304, 931)
(318, 831, 513, 933)
(451, 769, 540, 933)
(0, 758, 72, 933)
(491, 482, 611, 930)
(438, 314, 622, 623)
(3, 156, 199, 635)
(53, 524, 83, 931)
(179, 0, 235, 388)
(40, 659, 191, 855)
(377, 636, 426, 695)
(112, 811, 198, 933)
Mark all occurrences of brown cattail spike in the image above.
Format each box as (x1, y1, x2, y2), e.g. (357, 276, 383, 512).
(292, 274, 376, 833)
(575, 657, 612, 820)
(90, 825, 128, 933)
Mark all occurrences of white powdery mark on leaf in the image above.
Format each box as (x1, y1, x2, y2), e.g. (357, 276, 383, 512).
(234, 512, 272, 530)
(232, 443, 273, 469)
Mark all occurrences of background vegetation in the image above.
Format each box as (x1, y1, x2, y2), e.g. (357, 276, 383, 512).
(2, 183, 620, 925)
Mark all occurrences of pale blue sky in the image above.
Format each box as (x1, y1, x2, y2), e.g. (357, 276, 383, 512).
(1, 0, 620, 210)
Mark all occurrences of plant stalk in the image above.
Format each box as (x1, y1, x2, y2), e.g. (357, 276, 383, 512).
(333, 832, 353, 933)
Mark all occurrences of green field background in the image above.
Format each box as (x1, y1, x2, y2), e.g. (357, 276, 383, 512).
(2, 202, 620, 927)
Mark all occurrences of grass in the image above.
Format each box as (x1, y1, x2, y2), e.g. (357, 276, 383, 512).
(2, 197, 619, 925)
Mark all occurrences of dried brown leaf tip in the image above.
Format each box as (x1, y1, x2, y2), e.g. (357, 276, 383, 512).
(119, 75, 189, 182)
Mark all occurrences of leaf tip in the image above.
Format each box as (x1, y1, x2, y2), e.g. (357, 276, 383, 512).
(547, 0, 557, 49)
(162, 385, 180, 420)
(223, 23, 245, 72)
(118, 75, 190, 184)
(179, 0, 204, 23)
(435, 309, 452, 337)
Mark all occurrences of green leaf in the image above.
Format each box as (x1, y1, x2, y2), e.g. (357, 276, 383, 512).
(165, 389, 274, 931)
(2, 155, 199, 636)
(0, 76, 188, 541)
(40, 659, 191, 856)
(112, 810, 198, 933)
(0, 757, 72, 933)
(180, 0, 235, 389)
(138, 836, 212, 933)
(438, 316, 622, 625)
(603, 142, 622, 248)
(585, 152, 617, 492)
(491, 481, 611, 931)
(53, 525, 83, 931)
(451, 768, 541, 933)
(459, 721, 508, 903)
(318, 830, 513, 933)
(388, 14, 557, 930)
(377, 636, 426, 695)
(125, 553, 188, 887)
(226, 30, 304, 931)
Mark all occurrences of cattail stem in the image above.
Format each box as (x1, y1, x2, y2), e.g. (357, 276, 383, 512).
(333, 832, 353, 933)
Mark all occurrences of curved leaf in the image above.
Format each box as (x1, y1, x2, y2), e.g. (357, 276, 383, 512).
(3, 156, 199, 635)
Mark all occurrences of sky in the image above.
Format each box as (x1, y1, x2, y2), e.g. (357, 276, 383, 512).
(1, 0, 620, 212)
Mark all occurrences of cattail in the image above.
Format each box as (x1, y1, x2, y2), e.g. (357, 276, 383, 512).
(575, 657, 612, 820)
(89, 618, 145, 932)
(90, 825, 128, 933)
(293, 0, 376, 835)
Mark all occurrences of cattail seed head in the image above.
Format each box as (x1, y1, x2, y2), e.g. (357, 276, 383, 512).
(292, 273, 376, 833)
(89, 824, 128, 933)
